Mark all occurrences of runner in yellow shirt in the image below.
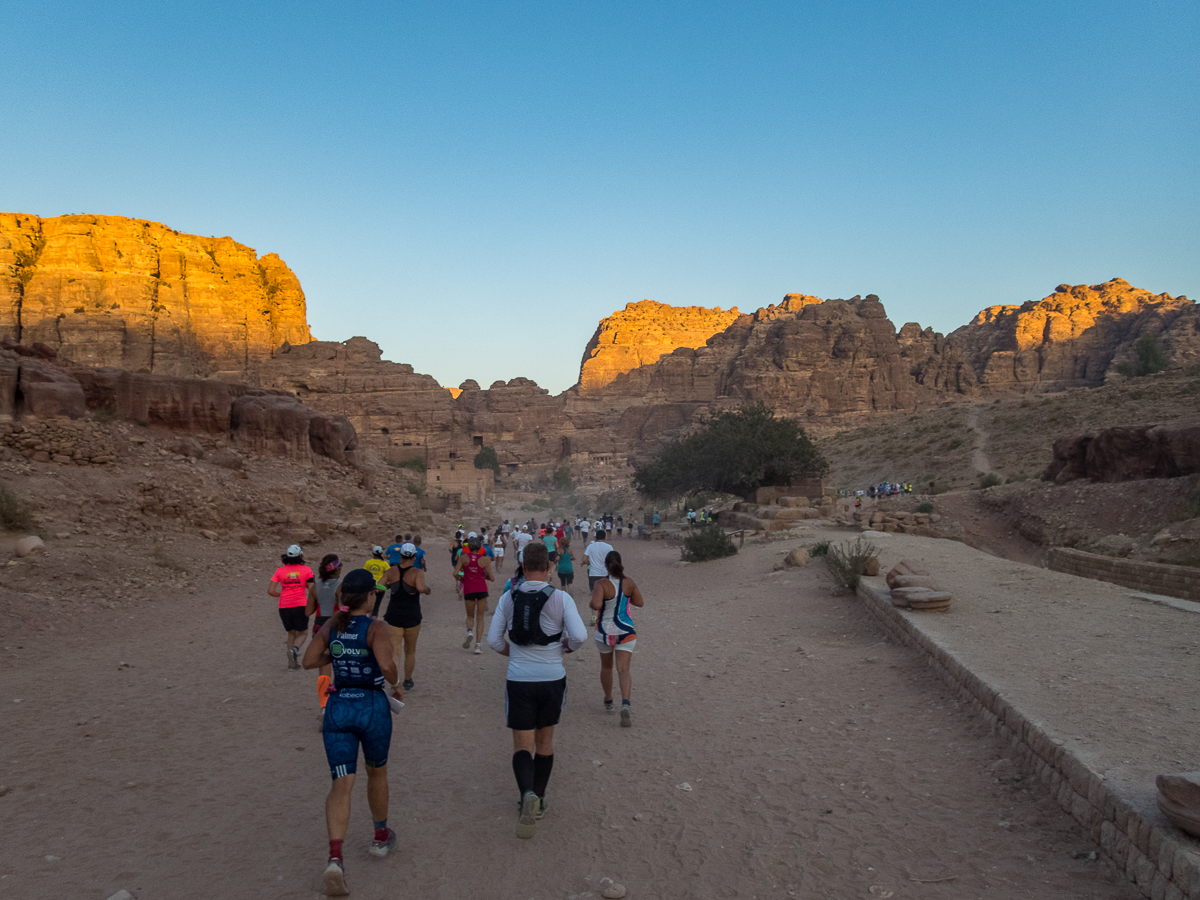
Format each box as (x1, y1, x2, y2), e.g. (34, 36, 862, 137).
(363, 546, 391, 618)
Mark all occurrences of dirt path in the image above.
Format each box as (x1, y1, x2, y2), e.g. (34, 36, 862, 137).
(967, 404, 995, 475)
(0, 537, 1137, 899)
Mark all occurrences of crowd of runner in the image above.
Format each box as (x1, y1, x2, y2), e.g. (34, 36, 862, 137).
(268, 518, 645, 896)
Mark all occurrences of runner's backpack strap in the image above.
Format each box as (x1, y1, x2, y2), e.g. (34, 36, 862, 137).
(508, 585, 562, 646)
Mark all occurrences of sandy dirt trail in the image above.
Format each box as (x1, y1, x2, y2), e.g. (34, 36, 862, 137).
(0, 536, 1138, 900)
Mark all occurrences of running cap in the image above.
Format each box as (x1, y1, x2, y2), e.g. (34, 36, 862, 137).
(399, 542, 418, 557)
(467, 531, 477, 539)
(372, 545, 383, 554)
(286, 544, 303, 558)
(341, 568, 376, 594)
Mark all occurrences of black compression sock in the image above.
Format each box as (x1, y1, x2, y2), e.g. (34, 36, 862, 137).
(533, 753, 554, 798)
(512, 751, 535, 797)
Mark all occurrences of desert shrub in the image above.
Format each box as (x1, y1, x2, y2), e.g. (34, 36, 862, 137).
(824, 537, 878, 591)
(389, 457, 426, 473)
(681, 524, 737, 562)
(1116, 333, 1169, 377)
(916, 502, 934, 514)
(405, 482, 421, 496)
(808, 540, 830, 558)
(91, 404, 121, 424)
(0, 485, 34, 532)
(474, 446, 500, 476)
(978, 473, 1003, 489)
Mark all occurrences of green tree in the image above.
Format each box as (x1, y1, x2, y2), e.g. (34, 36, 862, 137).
(1116, 333, 1169, 377)
(632, 403, 828, 500)
(474, 446, 500, 476)
(552, 465, 574, 492)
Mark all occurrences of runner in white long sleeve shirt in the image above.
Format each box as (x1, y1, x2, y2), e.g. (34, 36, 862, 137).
(487, 542, 587, 839)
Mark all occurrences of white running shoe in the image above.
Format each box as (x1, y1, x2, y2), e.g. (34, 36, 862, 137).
(323, 858, 349, 896)
(473, 643, 482, 655)
(516, 791, 539, 839)
(620, 705, 632, 728)
(462, 630, 474, 649)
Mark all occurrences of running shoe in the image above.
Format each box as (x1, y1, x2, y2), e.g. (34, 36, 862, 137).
(620, 705, 632, 728)
(323, 858, 349, 896)
(287, 647, 297, 669)
(369, 827, 397, 858)
(462, 630, 474, 650)
(604, 699, 614, 713)
(402, 679, 414, 691)
(536, 796, 548, 820)
(516, 790, 539, 839)
(473, 643, 482, 655)
(290, 646, 300, 669)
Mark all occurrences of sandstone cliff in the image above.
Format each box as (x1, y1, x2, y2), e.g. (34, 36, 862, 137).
(949, 278, 1198, 390)
(0, 213, 311, 379)
(578, 299, 742, 392)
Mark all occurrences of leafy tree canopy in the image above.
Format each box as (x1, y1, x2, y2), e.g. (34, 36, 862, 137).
(632, 403, 828, 500)
(474, 446, 500, 475)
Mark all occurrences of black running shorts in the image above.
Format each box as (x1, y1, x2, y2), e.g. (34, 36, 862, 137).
(464, 591, 488, 601)
(505, 678, 568, 731)
(279, 606, 309, 632)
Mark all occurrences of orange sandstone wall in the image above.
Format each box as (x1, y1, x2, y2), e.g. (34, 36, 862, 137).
(0, 213, 311, 379)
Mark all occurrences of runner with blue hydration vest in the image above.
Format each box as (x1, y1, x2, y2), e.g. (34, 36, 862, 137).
(302, 568, 404, 896)
(589, 549, 645, 727)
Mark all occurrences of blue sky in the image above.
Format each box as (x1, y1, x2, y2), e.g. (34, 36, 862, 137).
(4, 1, 1197, 393)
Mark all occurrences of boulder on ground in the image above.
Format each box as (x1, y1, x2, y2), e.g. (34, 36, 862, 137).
(892, 574, 940, 590)
(14, 535, 45, 557)
(1156, 772, 1200, 837)
(784, 547, 809, 568)
(864, 556, 880, 577)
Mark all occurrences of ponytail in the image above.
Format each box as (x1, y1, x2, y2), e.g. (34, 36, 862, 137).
(604, 550, 624, 580)
(330, 591, 370, 634)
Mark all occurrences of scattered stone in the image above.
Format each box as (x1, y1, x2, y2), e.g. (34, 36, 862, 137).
(105, 890, 134, 900)
(601, 885, 626, 899)
(14, 535, 45, 557)
(783, 547, 809, 568)
(864, 556, 880, 577)
(892, 574, 939, 590)
(676, 782, 692, 791)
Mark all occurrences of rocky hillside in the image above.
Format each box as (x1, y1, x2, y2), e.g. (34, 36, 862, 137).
(950, 278, 1198, 389)
(578, 299, 742, 392)
(0, 213, 310, 379)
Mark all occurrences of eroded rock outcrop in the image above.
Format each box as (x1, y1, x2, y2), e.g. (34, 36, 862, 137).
(949, 278, 1199, 390)
(578, 299, 742, 392)
(1042, 416, 1200, 483)
(0, 213, 311, 379)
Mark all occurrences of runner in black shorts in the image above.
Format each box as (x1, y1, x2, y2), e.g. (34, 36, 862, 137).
(302, 568, 403, 896)
(306, 554, 343, 716)
(486, 542, 587, 839)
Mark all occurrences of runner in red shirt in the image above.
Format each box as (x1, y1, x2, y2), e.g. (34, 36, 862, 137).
(269, 544, 315, 669)
(453, 532, 495, 655)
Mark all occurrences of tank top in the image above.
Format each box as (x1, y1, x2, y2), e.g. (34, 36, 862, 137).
(557, 552, 573, 574)
(314, 577, 342, 617)
(461, 548, 489, 594)
(384, 567, 422, 628)
(596, 577, 636, 645)
(328, 615, 385, 690)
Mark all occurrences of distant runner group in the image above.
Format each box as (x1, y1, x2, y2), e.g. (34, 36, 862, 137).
(268, 518, 645, 896)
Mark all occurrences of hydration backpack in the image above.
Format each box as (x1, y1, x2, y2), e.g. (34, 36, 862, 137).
(508, 584, 562, 646)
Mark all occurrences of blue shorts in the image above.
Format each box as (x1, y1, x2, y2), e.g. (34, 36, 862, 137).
(322, 689, 392, 780)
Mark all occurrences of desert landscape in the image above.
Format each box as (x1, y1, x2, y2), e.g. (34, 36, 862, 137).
(1, 213, 1199, 898)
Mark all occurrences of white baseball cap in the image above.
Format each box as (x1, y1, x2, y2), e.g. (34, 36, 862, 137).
(399, 542, 418, 557)
(286, 544, 302, 558)
(373, 545, 383, 554)
(467, 531, 477, 539)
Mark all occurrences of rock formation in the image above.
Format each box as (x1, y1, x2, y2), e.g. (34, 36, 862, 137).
(0, 213, 311, 379)
(0, 342, 356, 466)
(949, 278, 1199, 390)
(578, 299, 742, 392)
(1042, 415, 1200, 483)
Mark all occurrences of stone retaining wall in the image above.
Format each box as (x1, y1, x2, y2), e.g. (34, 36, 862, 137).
(1048, 548, 1200, 602)
(856, 577, 1200, 900)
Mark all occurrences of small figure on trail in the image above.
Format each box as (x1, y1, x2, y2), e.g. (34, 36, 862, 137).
(270, 544, 314, 670)
(380, 543, 431, 692)
(454, 532, 495, 655)
(590, 549, 644, 726)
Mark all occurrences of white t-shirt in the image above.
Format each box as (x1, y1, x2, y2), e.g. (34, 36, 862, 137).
(514, 531, 534, 561)
(486, 580, 588, 681)
(585, 540, 613, 577)
(580, 521, 589, 535)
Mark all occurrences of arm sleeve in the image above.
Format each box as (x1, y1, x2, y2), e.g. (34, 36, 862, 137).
(487, 591, 512, 652)
(559, 591, 588, 651)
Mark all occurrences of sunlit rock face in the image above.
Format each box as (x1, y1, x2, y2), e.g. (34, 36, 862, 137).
(0, 213, 311, 379)
(949, 278, 1199, 389)
(578, 299, 744, 392)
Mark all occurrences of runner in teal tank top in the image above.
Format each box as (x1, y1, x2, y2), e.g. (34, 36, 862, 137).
(589, 550, 645, 728)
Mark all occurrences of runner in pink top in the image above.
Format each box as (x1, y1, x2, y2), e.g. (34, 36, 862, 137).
(453, 532, 495, 654)
(270, 544, 315, 669)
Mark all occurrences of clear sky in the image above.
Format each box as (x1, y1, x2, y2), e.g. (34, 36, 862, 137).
(4, 1, 1197, 393)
